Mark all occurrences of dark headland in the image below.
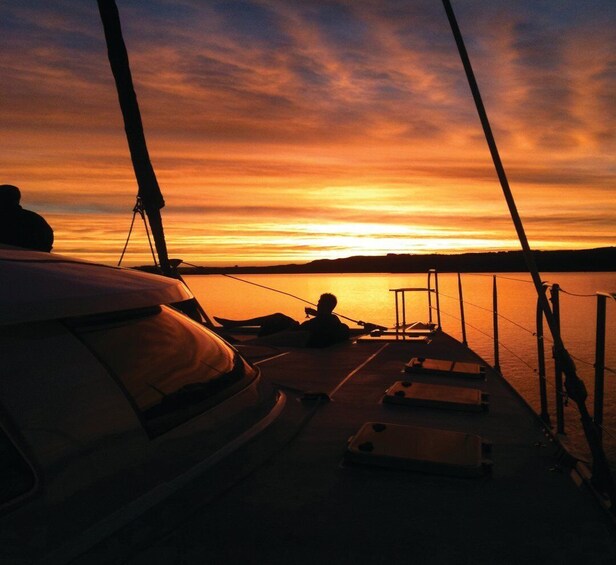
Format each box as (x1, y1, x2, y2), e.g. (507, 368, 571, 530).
(176, 247, 615, 275)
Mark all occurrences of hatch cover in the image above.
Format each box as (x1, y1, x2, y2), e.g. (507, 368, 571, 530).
(405, 357, 486, 379)
(383, 381, 489, 412)
(346, 422, 492, 478)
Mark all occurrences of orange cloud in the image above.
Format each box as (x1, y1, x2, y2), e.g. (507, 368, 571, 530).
(1, 1, 614, 265)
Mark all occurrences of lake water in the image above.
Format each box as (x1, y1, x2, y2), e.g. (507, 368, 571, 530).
(186, 272, 616, 464)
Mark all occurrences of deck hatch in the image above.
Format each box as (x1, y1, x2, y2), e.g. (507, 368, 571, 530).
(346, 422, 492, 477)
(357, 333, 429, 343)
(405, 357, 486, 379)
(383, 381, 489, 412)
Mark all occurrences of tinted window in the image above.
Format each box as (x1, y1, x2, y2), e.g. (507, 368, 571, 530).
(0, 427, 36, 506)
(67, 306, 255, 437)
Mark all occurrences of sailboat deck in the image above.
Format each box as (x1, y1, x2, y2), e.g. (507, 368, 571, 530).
(86, 330, 616, 564)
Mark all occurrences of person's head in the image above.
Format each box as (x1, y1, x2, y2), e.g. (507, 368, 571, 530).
(317, 293, 337, 315)
(0, 185, 21, 209)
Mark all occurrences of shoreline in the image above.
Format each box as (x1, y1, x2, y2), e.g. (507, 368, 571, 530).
(167, 247, 615, 275)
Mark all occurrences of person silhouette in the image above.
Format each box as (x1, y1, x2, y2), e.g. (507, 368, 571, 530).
(215, 293, 350, 348)
(0, 185, 54, 252)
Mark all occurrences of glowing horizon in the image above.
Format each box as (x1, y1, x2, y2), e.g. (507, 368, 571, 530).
(1, 1, 614, 266)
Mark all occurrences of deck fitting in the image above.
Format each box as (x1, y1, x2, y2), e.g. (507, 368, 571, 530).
(346, 421, 492, 478)
(300, 391, 331, 405)
(384, 381, 489, 412)
(405, 357, 486, 380)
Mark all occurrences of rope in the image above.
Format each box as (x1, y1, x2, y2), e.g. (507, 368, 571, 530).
(217, 273, 385, 329)
(221, 273, 317, 308)
(117, 196, 158, 268)
(439, 307, 537, 372)
(441, 284, 616, 364)
(597, 424, 616, 442)
(439, 290, 537, 336)
(465, 272, 534, 284)
(187, 266, 615, 377)
(567, 353, 616, 376)
(117, 209, 138, 267)
(442, 296, 616, 378)
(559, 288, 597, 298)
(445, 280, 611, 377)
(193, 269, 615, 377)
(142, 209, 159, 268)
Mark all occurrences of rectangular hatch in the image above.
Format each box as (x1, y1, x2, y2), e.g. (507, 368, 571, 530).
(346, 422, 492, 478)
(405, 357, 486, 379)
(383, 381, 489, 412)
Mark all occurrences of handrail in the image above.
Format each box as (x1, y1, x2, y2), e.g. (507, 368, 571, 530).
(536, 285, 551, 425)
(457, 273, 467, 346)
(550, 284, 565, 434)
(428, 269, 442, 328)
(439, 273, 615, 471)
(492, 276, 500, 373)
(444, 0, 616, 505)
(389, 270, 441, 341)
(594, 292, 616, 442)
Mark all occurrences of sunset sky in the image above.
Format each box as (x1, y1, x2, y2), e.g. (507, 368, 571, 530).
(1, 0, 614, 266)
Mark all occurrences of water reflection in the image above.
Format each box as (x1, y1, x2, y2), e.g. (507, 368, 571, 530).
(186, 272, 616, 463)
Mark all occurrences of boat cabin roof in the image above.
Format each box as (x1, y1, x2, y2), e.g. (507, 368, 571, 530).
(0, 247, 192, 326)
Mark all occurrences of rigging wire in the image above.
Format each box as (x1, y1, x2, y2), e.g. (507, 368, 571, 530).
(464, 273, 535, 284)
(598, 424, 616, 442)
(443, 0, 616, 503)
(182, 264, 615, 375)
(559, 288, 599, 298)
(439, 304, 615, 380)
(180, 264, 316, 307)
(438, 289, 537, 336)
(439, 284, 616, 375)
(437, 307, 600, 440)
(183, 261, 616, 374)
(183, 266, 615, 376)
(221, 273, 318, 308)
(142, 209, 159, 268)
(439, 306, 537, 372)
(117, 197, 159, 268)
(439, 309, 616, 461)
(118, 208, 138, 267)
(182, 270, 384, 329)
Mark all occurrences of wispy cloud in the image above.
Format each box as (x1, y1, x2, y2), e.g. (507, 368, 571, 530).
(1, 0, 614, 264)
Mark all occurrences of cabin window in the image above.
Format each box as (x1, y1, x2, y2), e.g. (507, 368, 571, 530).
(65, 306, 256, 438)
(0, 427, 36, 506)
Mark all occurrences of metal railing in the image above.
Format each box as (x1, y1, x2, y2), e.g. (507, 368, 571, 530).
(389, 269, 441, 340)
(594, 292, 616, 442)
(432, 272, 615, 453)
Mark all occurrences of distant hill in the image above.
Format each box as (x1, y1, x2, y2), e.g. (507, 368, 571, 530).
(177, 247, 615, 274)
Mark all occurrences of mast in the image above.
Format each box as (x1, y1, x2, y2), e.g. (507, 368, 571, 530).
(441, 0, 616, 504)
(97, 0, 172, 277)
